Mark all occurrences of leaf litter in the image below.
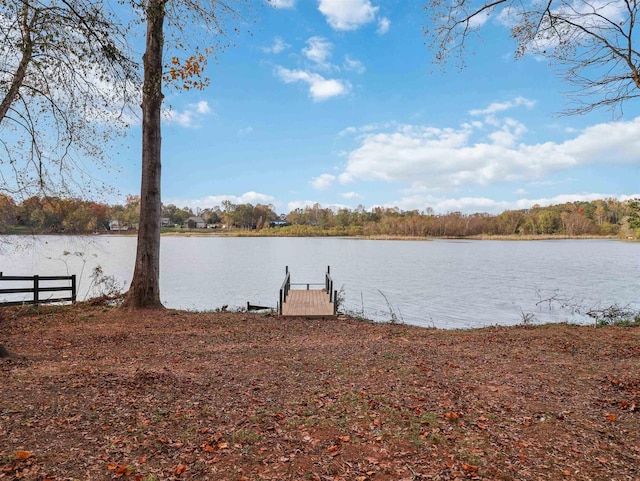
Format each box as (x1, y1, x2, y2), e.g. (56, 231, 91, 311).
(1, 304, 639, 480)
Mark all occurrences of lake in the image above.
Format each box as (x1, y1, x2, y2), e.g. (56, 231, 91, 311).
(1, 235, 638, 329)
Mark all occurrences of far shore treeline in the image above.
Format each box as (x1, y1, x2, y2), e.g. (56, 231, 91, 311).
(1, 194, 639, 240)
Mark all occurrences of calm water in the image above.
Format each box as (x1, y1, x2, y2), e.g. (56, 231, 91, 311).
(1, 235, 639, 329)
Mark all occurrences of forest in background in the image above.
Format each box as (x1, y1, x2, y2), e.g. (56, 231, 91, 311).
(1, 194, 639, 239)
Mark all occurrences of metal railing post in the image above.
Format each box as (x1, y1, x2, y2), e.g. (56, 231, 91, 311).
(71, 274, 77, 303)
(33, 275, 39, 306)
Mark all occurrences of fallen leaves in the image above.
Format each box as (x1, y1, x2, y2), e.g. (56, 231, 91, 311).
(2, 306, 640, 481)
(15, 451, 31, 461)
(174, 463, 187, 475)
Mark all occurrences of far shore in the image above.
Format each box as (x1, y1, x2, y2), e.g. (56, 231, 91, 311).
(4, 229, 634, 241)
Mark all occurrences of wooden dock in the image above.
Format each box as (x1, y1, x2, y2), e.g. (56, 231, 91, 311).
(279, 266, 337, 318)
(281, 290, 335, 317)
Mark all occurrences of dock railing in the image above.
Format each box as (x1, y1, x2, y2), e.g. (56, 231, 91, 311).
(325, 266, 337, 315)
(278, 266, 337, 315)
(278, 267, 291, 315)
(0, 272, 77, 307)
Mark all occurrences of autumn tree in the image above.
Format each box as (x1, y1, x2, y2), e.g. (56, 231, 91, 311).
(254, 203, 277, 229)
(122, 1, 258, 308)
(424, 0, 640, 114)
(0, 0, 137, 199)
(0, 194, 16, 232)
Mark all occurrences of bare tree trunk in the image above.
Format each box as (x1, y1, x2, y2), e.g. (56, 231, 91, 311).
(122, 0, 165, 309)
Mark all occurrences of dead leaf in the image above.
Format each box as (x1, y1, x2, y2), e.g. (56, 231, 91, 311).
(462, 463, 478, 473)
(15, 451, 31, 461)
(174, 464, 187, 475)
(605, 413, 617, 422)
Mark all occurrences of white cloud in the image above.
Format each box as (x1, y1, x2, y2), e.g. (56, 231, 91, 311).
(168, 192, 276, 210)
(287, 200, 321, 211)
(343, 55, 365, 74)
(195, 101, 210, 114)
(496, 5, 521, 28)
(339, 121, 397, 136)
(318, 0, 379, 30)
(287, 200, 350, 212)
(468, 9, 491, 28)
(303, 36, 333, 68)
(377, 17, 390, 34)
(262, 37, 290, 54)
(275, 67, 350, 101)
(385, 193, 640, 215)
(269, 0, 296, 8)
(469, 96, 535, 116)
(340, 191, 362, 199)
(311, 173, 336, 190)
(164, 101, 212, 128)
(338, 172, 356, 184)
(337, 101, 640, 191)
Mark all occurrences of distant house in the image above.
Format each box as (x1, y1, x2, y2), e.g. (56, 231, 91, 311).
(184, 216, 206, 228)
(109, 220, 128, 231)
(161, 217, 173, 227)
(109, 220, 127, 231)
(270, 219, 288, 227)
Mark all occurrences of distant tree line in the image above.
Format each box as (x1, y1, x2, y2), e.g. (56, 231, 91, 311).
(0, 194, 638, 239)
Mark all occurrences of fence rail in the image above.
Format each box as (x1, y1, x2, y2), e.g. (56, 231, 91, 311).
(0, 272, 77, 307)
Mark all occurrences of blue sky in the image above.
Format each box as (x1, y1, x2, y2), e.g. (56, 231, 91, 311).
(112, 0, 639, 215)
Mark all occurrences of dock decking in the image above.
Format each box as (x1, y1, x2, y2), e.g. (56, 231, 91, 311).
(279, 266, 337, 318)
(281, 289, 335, 317)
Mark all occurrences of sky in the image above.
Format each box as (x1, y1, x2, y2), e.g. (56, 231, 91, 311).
(110, 0, 639, 215)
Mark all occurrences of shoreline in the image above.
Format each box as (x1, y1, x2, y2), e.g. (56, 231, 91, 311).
(3, 230, 631, 241)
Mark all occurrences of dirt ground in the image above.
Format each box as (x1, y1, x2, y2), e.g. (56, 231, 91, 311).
(1, 305, 639, 480)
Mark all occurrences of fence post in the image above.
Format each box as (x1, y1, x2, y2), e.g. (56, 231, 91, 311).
(71, 274, 77, 303)
(334, 290, 338, 314)
(33, 275, 39, 306)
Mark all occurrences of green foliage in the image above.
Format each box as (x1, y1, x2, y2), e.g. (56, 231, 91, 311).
(625, 198, 640, 239)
